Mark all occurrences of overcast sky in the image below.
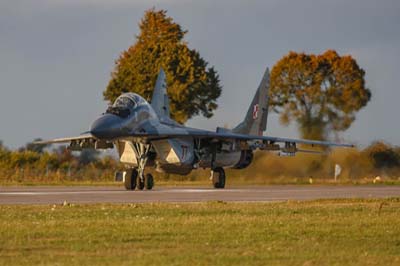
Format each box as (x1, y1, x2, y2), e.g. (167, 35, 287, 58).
(1, 0, 399, 149)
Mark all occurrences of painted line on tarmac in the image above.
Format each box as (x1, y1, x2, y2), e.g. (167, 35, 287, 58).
(0, 191, 126, 196)
(0, 189, 240, 196)
(0, 187, 397, 196)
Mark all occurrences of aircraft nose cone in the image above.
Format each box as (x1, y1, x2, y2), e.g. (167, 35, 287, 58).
(90, 114, 123, 139)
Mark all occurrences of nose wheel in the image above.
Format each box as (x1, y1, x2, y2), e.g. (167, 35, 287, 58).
(136, 173, 154, 190)
(124, 143, 155, 191)
(145, 173, 154, 190)
(125, 170, 154, 191)
(124, 169, 138, 190)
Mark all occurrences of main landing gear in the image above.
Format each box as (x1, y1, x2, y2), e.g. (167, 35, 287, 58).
(211, 167, 226, 189)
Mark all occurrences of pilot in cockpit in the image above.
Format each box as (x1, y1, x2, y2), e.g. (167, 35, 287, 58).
(106, 94, 138, 118)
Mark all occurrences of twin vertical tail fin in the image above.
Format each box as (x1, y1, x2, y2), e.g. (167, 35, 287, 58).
(232, 67, 270, 136)
(151, 68, 170, 118)
(152, 67, 270, 136)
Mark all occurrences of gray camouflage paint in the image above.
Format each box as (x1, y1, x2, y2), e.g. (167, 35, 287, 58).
(38, 68, 353, 176)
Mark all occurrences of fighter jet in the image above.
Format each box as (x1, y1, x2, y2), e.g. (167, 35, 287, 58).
(36, 68, 353, 190)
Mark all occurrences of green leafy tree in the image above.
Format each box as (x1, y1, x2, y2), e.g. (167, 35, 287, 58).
(270, 50, 371, 140)
(104, 9, 222, 123)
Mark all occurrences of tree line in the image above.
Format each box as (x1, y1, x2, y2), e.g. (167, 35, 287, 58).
(0, 8, 380, 183)
(1, 140, 399, 184)
(0, 141, 119, 183)
(104, 8, 370, 140)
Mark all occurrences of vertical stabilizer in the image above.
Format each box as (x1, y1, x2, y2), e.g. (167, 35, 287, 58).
(151, 68, 170, 118)
(232, 67, 270, 136)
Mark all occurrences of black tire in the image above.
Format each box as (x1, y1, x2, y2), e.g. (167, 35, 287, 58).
(145, 173, 154, 190)
(137, 176, 145, 190)
(212, 167, 226, 189)
(124, 169, 138, 190)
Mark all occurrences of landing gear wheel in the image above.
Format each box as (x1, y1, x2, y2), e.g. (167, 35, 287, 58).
(212, 167, 226, 189)
(137, 176, 145, 190)
(145, 173, 154, 190)
(124, 169, 138, 190)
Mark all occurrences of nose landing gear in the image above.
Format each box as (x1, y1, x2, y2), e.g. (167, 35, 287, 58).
(137, 176, 145, 190)
(124, 170, 154, 191)
(124, 169, 138, 190)
(124, 143, 155, 191)
(145, 173, 154, 190)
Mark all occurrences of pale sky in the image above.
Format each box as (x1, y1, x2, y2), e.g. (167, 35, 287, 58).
(1, 0, 399, 149)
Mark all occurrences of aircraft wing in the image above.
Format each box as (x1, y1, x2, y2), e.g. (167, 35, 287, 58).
(33, 133, 95, 145)
(242, 134, 354, 148)
(124, 128, 354, 148)
(34, 128, 353, 151)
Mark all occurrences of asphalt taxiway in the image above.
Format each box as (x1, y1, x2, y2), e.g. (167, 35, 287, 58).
(0, 185, 399, 205)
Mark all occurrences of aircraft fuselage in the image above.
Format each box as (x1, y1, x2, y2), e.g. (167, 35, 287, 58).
(90, 94, 250, 175)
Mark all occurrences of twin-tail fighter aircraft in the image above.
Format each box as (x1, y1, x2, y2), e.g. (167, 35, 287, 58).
(36, 68, 353, 190)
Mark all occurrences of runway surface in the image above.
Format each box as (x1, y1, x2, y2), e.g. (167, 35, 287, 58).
(0, 185, 399, 204)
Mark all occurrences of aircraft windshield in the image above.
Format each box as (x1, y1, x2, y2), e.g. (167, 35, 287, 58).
(105, 96, 137, 118)
(105, 93, 144, 118)
(113, 96, 137, 109)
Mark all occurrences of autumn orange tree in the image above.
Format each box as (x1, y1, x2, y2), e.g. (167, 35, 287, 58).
(270, 50, 371, 140)
(104, 9, 222, 123)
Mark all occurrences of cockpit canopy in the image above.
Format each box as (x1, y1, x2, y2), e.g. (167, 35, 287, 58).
(106, 93, 146, 118)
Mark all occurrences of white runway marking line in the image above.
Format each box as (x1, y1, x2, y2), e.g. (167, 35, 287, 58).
(164, 189, 246, 193)
(0, 187, 397, 196)
(0, 188, 253, 196)
(0, 191, 128, 196)
(0, 189, 232, 196)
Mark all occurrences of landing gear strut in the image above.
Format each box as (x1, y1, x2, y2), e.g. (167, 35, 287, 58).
(211, 167, 226, 189)
(209, 143, 226, 189)
(137, 176, 145, 190)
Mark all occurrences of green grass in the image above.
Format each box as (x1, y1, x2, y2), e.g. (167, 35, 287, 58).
(1, 199, 400, 265)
